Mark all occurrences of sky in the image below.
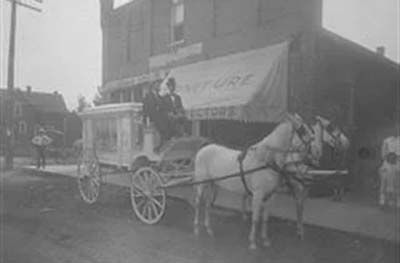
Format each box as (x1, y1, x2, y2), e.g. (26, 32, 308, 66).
(0, 0, 398, 110)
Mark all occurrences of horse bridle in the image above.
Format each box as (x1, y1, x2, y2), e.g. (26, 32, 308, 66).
(292, 122, 316, 162)
(319, 118, 343, 149)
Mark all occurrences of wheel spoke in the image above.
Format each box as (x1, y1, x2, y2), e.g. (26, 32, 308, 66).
(150, 201, 159, 216)
(146, 174, 152, 187)
(135, 197, 146, 209)
(141, 203, 148, 218)
(142, 173, 150, 189)
(132, 177, 142, 189)
(152, 188, 164, 196)
(143, 202, 149, 219)
(132, 190, 144, 198)
(132, 184, 146, 196)
(145, 204, 150, 220)
(150, 196, 163, 210)
(137, 173, 146, 189)
(87, 184, 93, 200)
(148, 203, 154, 220)
(90, 182, 97, 197)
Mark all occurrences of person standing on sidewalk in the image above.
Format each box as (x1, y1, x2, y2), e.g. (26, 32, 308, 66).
(31, 128, 53, 169)
(378, 134, 400, 208)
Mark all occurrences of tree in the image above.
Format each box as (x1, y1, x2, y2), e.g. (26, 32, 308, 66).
(77, 95, 91, 112)
(93, 86, 107, 106)
(93, 92, 106, 106)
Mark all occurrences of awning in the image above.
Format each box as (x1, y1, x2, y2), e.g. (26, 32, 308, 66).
(164, 41, 289, 123)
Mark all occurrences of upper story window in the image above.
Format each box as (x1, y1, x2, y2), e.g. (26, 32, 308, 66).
(171, 0, 184, 44)
(113, 0, 135, 9)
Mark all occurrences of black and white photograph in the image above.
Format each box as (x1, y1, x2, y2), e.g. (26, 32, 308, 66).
(0, 0, 399, 262)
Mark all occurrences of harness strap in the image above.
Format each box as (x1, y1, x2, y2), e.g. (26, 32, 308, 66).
(238, 149, 253, 196)
(237, 148, 286, 197)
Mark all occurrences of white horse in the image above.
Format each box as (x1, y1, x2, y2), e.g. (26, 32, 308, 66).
(283, 115, 350, 239)
(193, 113, 314, 250)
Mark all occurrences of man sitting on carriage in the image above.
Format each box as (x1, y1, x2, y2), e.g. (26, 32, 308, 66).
(163, 77, 187, 138)
(143, 80, 171, 151)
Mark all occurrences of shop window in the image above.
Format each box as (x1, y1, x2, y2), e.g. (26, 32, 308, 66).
(171, 0, 184, 44)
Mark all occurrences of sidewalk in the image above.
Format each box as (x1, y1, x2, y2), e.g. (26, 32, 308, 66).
(21, 164, 399, 243)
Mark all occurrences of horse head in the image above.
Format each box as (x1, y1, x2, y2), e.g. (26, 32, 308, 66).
(285, 113, 321, 167)
(251, 112, 315, 167)
(313, 116, 350, 152)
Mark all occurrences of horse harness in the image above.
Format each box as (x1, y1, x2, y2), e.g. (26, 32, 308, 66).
(237, 148, 254, 196)
(236, 124, 314, 197)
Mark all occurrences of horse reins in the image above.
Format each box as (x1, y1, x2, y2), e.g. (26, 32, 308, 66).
(238, 148, 253, 196)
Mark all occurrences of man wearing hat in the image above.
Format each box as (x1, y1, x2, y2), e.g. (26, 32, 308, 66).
(164, 77, 187, 137)
(31, 128, 53, 169)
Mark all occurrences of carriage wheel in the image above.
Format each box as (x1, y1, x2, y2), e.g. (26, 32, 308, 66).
(77, 152, 101, 204)
(130, 167, 166, 224)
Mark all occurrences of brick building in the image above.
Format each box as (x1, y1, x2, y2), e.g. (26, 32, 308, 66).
(98, 0, 399, 192)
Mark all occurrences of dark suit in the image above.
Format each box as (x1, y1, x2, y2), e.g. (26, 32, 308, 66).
(164, 93, 184, 115)
(143, 91, 171, 144)
(143, 91, 160, 124)
(163, 93, 187, 137)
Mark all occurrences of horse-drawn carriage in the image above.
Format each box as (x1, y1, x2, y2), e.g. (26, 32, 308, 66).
(77, 42, 350, 249)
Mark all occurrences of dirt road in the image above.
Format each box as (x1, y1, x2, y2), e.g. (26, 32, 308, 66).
(1, 170, 398, 263)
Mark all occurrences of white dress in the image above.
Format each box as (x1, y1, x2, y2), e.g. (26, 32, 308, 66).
(378, 136, 400, 204)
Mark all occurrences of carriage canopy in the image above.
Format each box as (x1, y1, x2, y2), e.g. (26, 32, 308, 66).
(164, 41, 289, 123)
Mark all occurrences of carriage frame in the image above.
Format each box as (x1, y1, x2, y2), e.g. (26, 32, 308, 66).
(78, 102, 214, 224)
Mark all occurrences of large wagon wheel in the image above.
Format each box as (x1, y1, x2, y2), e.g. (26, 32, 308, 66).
(77, 150, 101, 204)
(130, 167, 166, 224)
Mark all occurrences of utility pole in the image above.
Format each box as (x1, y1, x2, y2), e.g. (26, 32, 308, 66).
(3, 0, 42, 170)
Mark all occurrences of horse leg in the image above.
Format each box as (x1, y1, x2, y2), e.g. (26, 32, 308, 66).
(194, 184, 204, 236)
(296, 196, 305, 240)
(241, 194, 250, 221)
(204, 183, 216, 236)
(379, 174, 386, 207)
(293, 182, 307, 240)
(261, 195, 274, 247)
(332, 187, 339, 202)
(249, 191, 263, 250)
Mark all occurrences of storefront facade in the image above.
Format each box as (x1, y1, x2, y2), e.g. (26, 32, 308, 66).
(98, 0, 399, 191)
